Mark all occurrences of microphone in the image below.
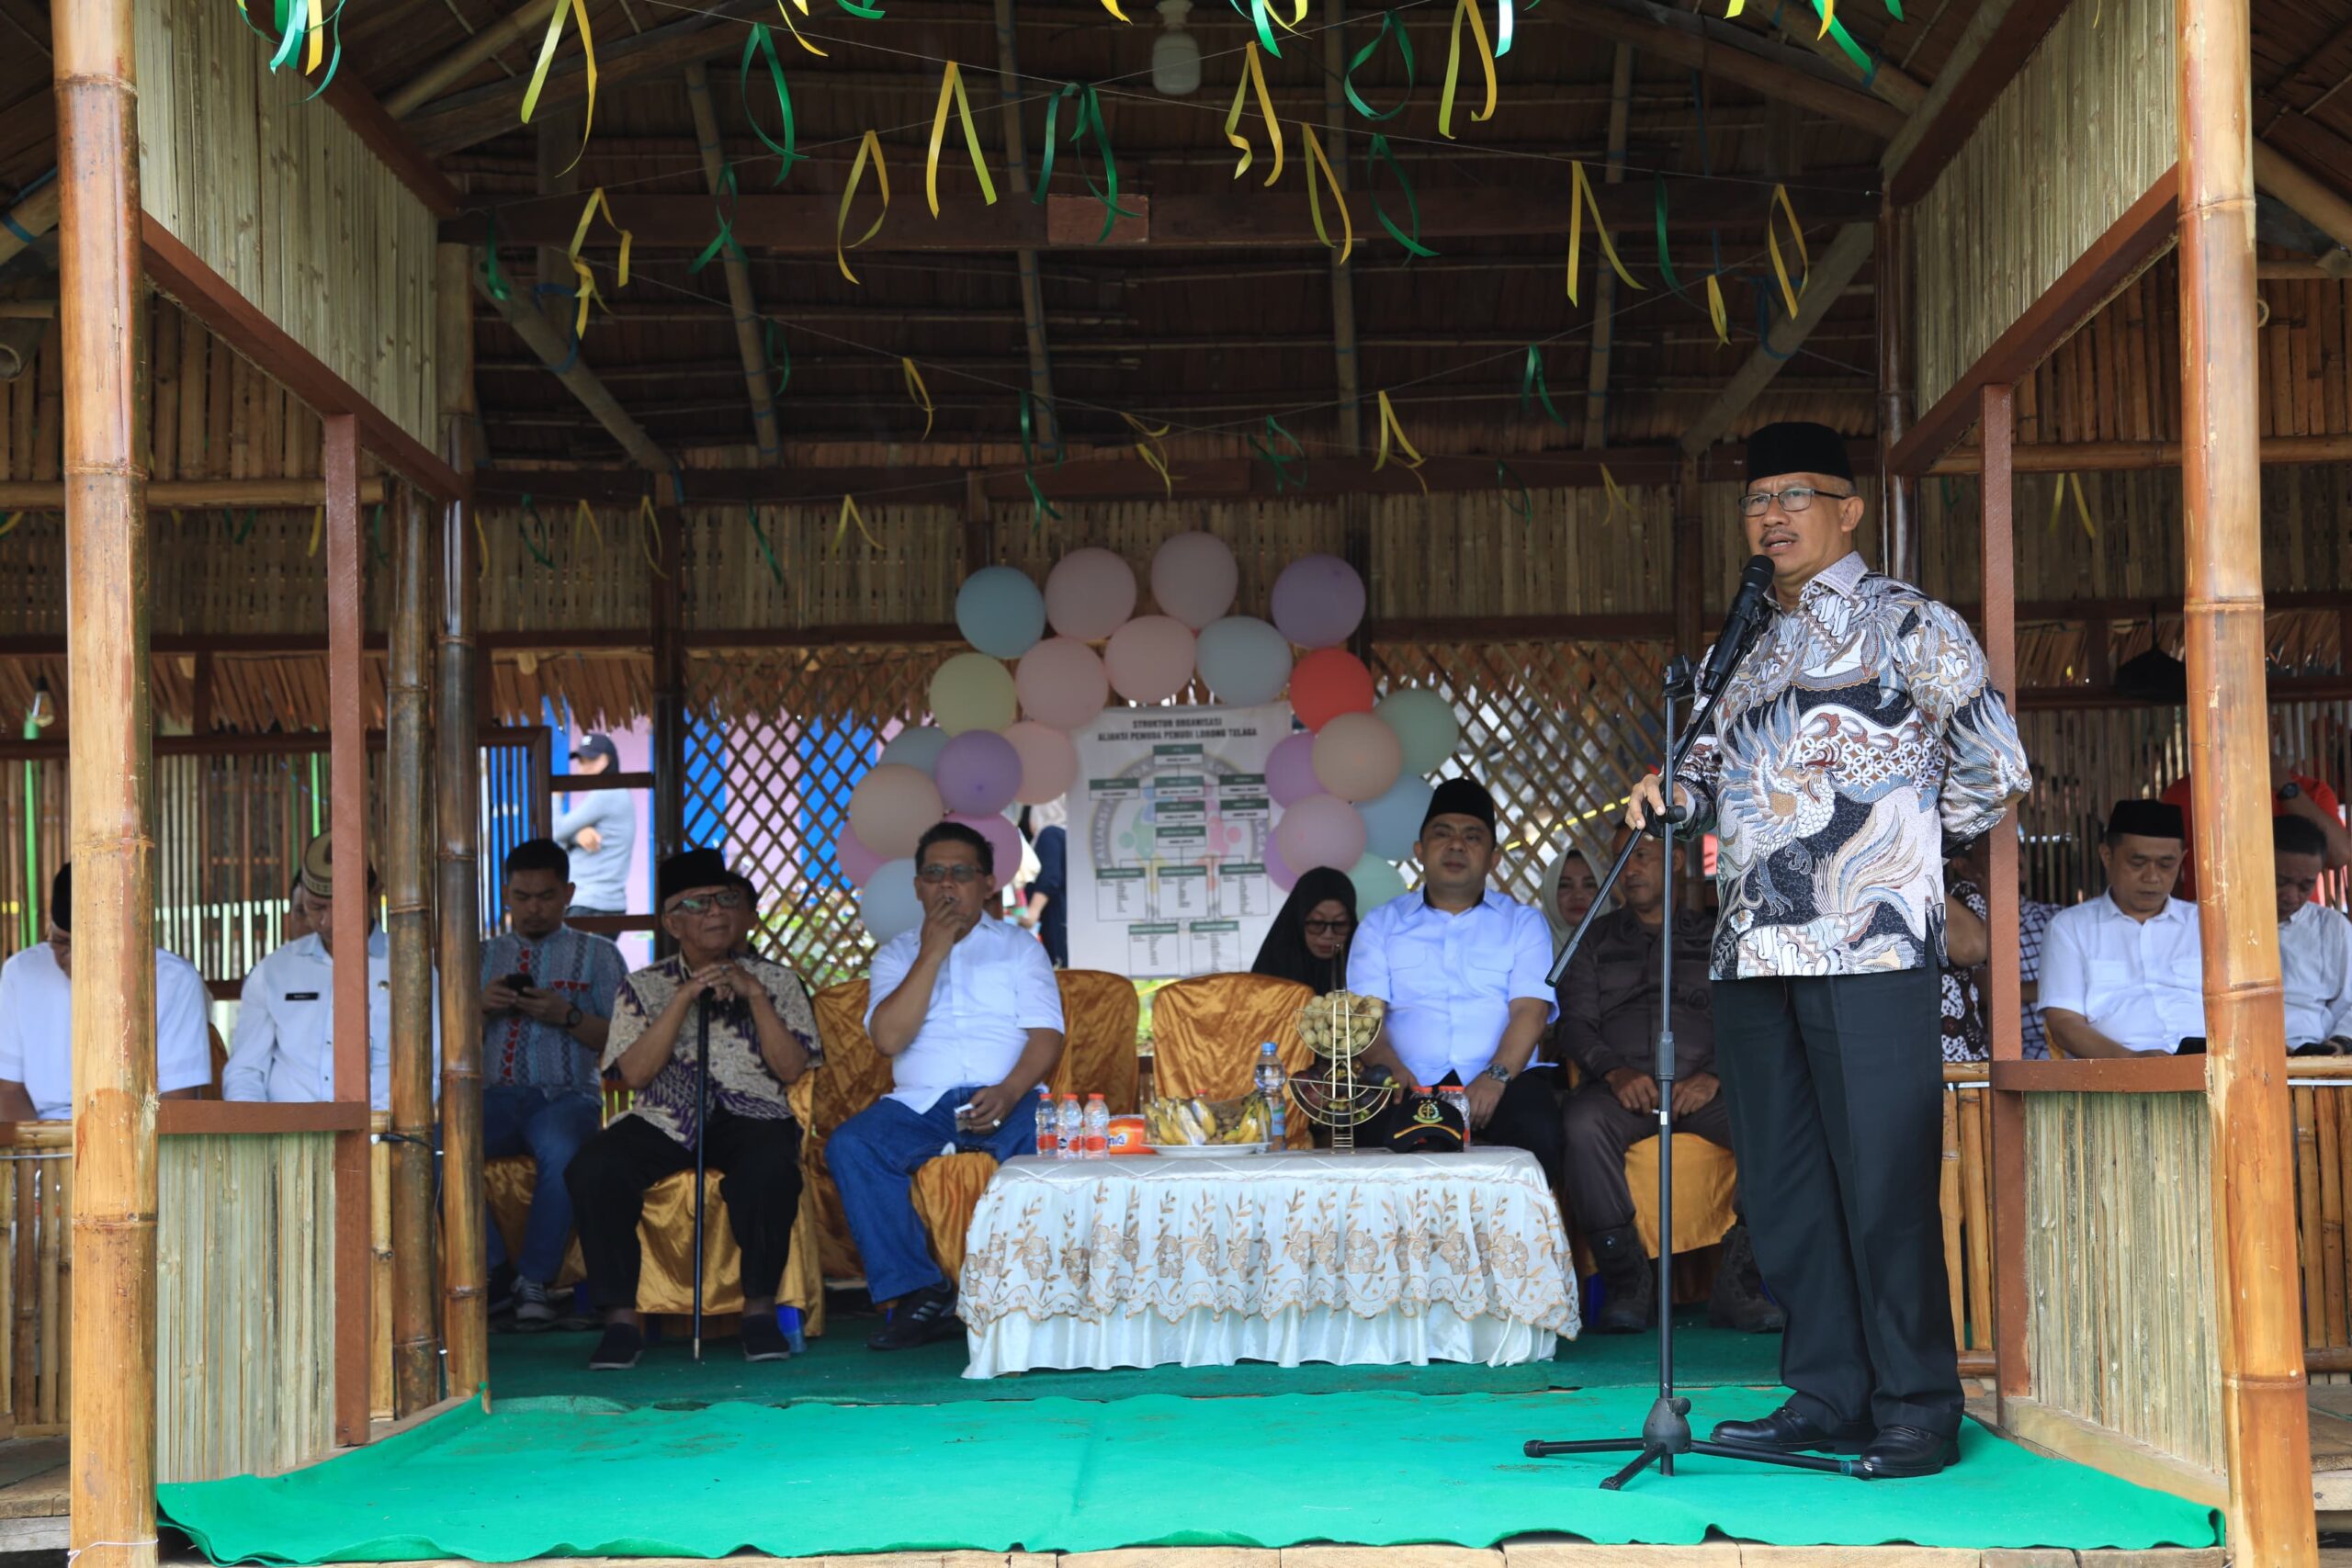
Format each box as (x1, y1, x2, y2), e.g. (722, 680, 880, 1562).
(1700, 554, 1776, 696)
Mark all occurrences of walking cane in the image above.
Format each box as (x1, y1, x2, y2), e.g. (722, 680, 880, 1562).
(692, 992, 711, 1361)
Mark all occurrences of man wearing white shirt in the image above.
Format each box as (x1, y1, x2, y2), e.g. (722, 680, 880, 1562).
(2274, 815, 2352, 1053)
(835, 821, 1066, 1350)
(1346, 776, 1562, 1179)
(0, 864, 212, 1119)
(224, 833, 439, 1111)
(2041, 800, 2208, 1058)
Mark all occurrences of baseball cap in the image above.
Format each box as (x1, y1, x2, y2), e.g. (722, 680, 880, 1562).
(571, 733, 619, 767)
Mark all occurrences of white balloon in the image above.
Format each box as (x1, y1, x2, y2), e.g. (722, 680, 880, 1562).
(1194, 615, 1295, 706)
(857, 859, 924, 943)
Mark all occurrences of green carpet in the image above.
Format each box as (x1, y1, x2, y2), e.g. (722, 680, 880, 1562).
(481, 1310, 1782, 1407)
(159, 1387, 2220, 1562)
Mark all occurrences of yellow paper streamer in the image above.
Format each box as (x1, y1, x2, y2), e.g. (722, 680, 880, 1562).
(1300, 119, 1353, 265)
(1120, 412, 1175, 497)
(1565, 161, 1644, 306)
(775, 0, 828, 55)
(1224, 43, 1286, 187)
(926, 62, 999, 217)
(565, 188, 632, 339)
(473, 511, 490, 580)
(1438, 0, 1498, 141)
(831, 494, 883, 555)
(1098, 0, 1131, 17)
(837, 130, 891, 286)
(637, 495, 670, 579)
(1765, 183, 1809, 320)
(1704, 274, 1730, 345)
(1600, 464, 1630, 521)
(902, 358, 934, 440)
(305, 0, 324, 73)
(2048, 473, 2098, 540)
(522, 0, 597, 171)
(0, 512, 19, 540)
(571, 499, 605, 557)
(306, 505, 322, 558)
(1372, 390, 1429, 493)
(1817, 0, 1836, 37)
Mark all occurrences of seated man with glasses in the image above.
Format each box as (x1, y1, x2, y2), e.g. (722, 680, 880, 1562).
(564, 848, 821, 1371)
(831, 821, 1067, 1351)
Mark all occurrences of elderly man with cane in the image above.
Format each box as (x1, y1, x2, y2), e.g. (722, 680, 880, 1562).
(1625, 422, 2031, 1480)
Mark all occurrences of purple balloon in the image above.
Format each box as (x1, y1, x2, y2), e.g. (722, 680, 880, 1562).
(948, 812, 1023, 892)
(1264, 836, 1299, 893)
(935, 729, 1023, 817)
(1270, 554, 1368, 650)
(837, 825, 885, 886)
(1267, 730, 1320, 807)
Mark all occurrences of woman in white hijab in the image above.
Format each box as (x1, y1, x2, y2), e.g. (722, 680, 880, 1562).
(1539, 840, 1604, 945)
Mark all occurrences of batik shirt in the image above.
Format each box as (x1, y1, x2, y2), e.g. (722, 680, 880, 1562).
(1676, 553, 2032, 980)
(480, 924, 628, 1097)
(602, 953, 821, 1148)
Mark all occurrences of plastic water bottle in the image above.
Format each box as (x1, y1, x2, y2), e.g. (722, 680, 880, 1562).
(1082, 1094, 1110, 1159)
(1255, 1042, 1287, 1146)
(1055, 1093, 1083, 1160)
(1035, 1084, 1056, 1157)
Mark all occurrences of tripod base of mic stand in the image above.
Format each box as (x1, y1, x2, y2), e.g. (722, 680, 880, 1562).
(1523, 1396, 1856, 1489)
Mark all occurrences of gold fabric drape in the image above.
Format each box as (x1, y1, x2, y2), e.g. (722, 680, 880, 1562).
(1624, 1134, 1738, 1259)
(1149, 973, 1316, 1148)
(1047, 969, 1143, 1110)
(910, 1151, 1000, 1284)
(796, 979, 896, 1280)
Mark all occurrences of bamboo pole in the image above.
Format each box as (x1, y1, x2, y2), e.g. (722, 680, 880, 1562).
(57, 0, 155, 1554)
(682, 64, 782, 466)
(1322, 0, 1361, 455)
(1581, 43, 1634, 448)
(1875, 202, 1918, 581)
(386, 483, 438, 1416)
(989, 0, 1057, 450)
(435, 243, 489, 1396)
(0, 182, 61, 272)
(0, 479, 390, 506)
(2253, 139, 2352, 256)
(1929, 432, 2352, 474)
(2178, 0, 2317, 1557)
(470, 258, 671, 476)
(324, 413, 371, 1449)
(382, 0, 560, 118)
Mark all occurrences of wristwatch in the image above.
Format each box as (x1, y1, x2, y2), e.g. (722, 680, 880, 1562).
(563, 1003, 583, 1032)
(2280, 781, 2304, 802)
(1481, 1064, 1513, 1086)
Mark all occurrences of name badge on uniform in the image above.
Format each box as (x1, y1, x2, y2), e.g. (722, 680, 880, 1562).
(287, 991, 321, 1001)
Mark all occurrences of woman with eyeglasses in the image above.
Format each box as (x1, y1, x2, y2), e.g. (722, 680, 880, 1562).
(1250, 866, 1359, 996)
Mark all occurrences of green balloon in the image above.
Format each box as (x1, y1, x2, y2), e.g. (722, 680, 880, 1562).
(1348, 852, 1409, 912)
(1374, 687, 1461, 775)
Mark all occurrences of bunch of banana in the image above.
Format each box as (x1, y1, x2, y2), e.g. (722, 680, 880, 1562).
(1297, 990, 1385, 1060)
(1143, 1093, 1272, 1145)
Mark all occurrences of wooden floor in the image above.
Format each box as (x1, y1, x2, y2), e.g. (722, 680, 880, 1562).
(0, 1434, 66, 1551)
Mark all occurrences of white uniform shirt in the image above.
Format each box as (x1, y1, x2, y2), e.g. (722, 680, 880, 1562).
(223, 931, 440, 1111)
(2279, 901, 2352, 1048)
(0, 944, 214, 1118)
(866, 918, 1064, 1113)
(1346, 889, 1558, 1087)
(2039, 895, 2207, 1055)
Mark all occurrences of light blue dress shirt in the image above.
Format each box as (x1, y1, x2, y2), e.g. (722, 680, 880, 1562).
(866, 917, 1065, 1113)
(1346, 889, 1558, 1087)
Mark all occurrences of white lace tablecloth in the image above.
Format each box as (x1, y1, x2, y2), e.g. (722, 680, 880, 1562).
(956, 1147, 1578, 1377)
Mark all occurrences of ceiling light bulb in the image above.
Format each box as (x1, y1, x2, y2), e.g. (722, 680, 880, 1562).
(1152, 0, 1201, 96)
(27, 676, 52, 729)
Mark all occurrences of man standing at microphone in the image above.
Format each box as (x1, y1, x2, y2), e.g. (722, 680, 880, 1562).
(1625, 422, 2030, 1480)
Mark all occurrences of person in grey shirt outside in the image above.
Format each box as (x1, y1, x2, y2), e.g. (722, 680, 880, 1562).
(556, 733, 638, 917)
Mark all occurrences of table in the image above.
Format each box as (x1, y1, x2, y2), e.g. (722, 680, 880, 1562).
(956, 1147, 1578, 1377)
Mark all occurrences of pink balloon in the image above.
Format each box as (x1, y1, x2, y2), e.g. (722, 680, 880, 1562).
(848, 763, 944, 860)
(935, 728, 1023, 817)
(836, 825, 885, 886)
(1044, 547, 1138, 641)
(1267, 731, 1320, 807)
(1104, 615, 1199, 705)
(1312, 711, 1405, 803)
(1015, 637, 1111, 730)
(948, 812, 1023, 891)
(1004, 720, 1080, 805)
(1275, 793, 1369, 875)
(1270, 554, 1367, 649)
(1265, 836, 1299, 894)
(1148, 530, 1239, 629)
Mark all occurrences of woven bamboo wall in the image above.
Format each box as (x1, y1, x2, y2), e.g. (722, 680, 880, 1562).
(2025, 1089, 2222, 1475)
(1910, 0, 2177, 414)
(133, 0, 438, 446)
(155, 1132, 337, 1483)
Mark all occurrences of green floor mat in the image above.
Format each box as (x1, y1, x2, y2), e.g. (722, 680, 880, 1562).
(484, 1309, 1781, 1407)
(160, 1387, 2220, 1563)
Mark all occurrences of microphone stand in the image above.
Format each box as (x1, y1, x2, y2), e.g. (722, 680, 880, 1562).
(1524, 620, 1856, 1488)
(692, 995, 711, 1362)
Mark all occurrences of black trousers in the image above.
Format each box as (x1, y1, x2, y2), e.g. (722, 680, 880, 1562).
(1713, 967, 1961, 1437)
(1367, 1071, 1562, 1180)
(565, 1109, 804, 1313)
(1559, 1081, 1735, 1239)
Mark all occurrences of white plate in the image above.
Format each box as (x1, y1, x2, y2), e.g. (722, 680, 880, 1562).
(1145, 1141, 1270, 1158)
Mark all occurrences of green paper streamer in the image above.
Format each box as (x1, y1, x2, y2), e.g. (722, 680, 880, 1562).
(229, 508, 256, 545)
(1654, 176, 1685, 296)
(1230, 0, 1283, 58)
(741, 25, 807, 182)
(1250, 415, 1306, 492)
(1035, 83, 1140, 244)
(1496, 0, 1514, 56)
(481, 213, 513, 302)
(1020, 394, 1063, 530)
(1343, 12, 1415, 121)
(1800, 0, 1877, 85)
(368, 502, 388, 567)
(1497, 457, 1533, 520)
(763, 320, 794, 394)
(1365, 134, 1436, 259)
(746, 506, 785, 586)
(692, 167, 750, 275)
(515, 495, 556, 569)
(1520, 345, 1567, 427)
(837, 0, 886, 15)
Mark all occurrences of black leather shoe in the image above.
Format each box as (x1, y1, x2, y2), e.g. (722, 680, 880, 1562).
(1710, 1402, 1874, 1455)
(866, 1285, 962, 1351)
(1853, 1425, 1957, 1480)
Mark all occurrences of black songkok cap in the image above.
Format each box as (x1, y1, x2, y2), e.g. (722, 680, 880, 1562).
(2108, 798, 2187, 842)
(658, 847, 734, 910)
(1745, 421, 1856, 484)
(49, 864, 68, 934)
(1422, 777, 1498, 831)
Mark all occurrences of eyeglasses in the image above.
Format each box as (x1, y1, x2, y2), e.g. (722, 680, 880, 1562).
(918, 863, 987, 885)
(1739, 484, 1853, 517)
(1303, 919, 1352, 936)
(669, 887, 749, 914)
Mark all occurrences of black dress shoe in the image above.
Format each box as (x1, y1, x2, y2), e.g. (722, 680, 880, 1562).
(1710, 1402, 1874, 1455)
(866, 1285, 962, 1351)
(1853, 1425, 1957, 1480)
